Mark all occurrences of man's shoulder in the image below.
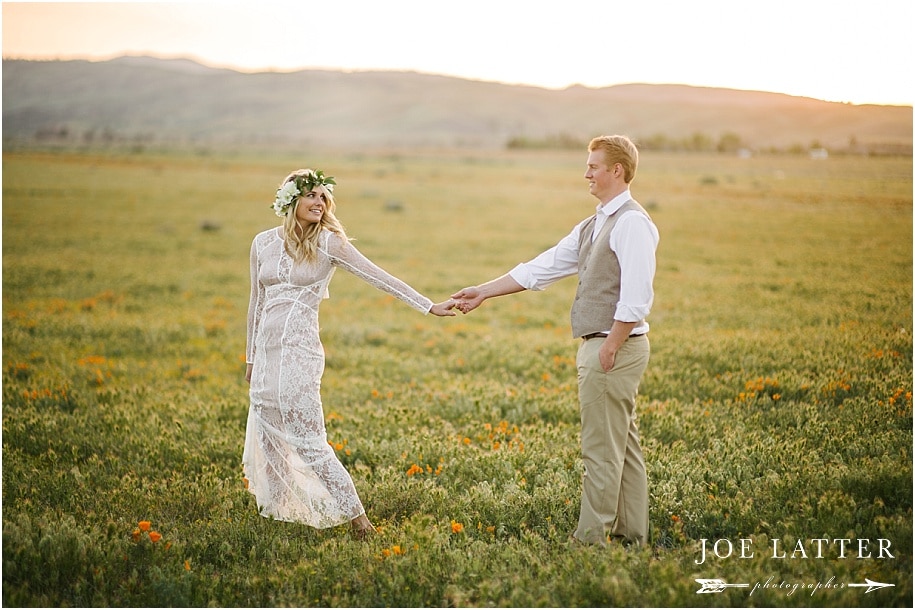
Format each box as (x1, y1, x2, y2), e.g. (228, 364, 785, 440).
(618, 199, 654, 222)
(615, 203, 659, 243)
(621, 198, 648, 214)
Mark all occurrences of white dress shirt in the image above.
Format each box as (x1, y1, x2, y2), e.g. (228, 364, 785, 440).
(508, 190, 659, 335)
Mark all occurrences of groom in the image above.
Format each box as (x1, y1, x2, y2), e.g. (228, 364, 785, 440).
(452, 135, 659, 546)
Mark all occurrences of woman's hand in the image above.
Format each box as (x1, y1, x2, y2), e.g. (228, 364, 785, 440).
(429, 300, 458, 317)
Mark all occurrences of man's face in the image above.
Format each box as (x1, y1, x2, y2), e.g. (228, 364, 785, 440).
(584, 149, 619, 202)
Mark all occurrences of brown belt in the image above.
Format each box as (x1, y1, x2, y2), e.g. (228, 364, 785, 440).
(581, 332, 646, 340)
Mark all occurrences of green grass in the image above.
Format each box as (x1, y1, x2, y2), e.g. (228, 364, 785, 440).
(2, 147, 912, 607)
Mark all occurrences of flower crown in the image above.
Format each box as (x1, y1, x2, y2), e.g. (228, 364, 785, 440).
(271, 169, 337, 217)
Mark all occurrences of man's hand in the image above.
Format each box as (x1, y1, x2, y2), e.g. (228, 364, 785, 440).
(450, 286, 484, 314)
(598, 321, 637, 371)
(451, 275, 526, 314)
(598, 343, 618, 372)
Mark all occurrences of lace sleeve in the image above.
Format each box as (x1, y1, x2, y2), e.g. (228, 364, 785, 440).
(322, 232, 433, 314)
(246, 237, 266, 363)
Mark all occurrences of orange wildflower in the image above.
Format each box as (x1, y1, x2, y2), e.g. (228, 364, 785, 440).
(138, 521, 151, 532)
(451, 520, 464, 534)
(132, 528, 141, 542)
(184, 560, 191, 571)
(78, 355, 107, 366)
(406, 463, 423, 476)
(149, 531, 162, 543)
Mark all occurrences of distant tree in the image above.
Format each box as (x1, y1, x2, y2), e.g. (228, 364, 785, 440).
(505, 133, 585, 150)
(640, 133, 671, 151)
(717, 131, 743, 153)
(685, 132, 714, 152)
(506, 136, 532, 149)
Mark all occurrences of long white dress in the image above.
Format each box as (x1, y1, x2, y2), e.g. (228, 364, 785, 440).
(243, 227, 432, 527)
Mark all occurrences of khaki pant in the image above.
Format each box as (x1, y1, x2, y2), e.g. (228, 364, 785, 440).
(573, 334, 650, 546)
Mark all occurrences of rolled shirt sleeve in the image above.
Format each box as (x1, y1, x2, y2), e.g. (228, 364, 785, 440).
(611, 211, 659, 323)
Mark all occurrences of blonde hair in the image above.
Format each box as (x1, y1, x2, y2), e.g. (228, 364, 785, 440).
(279, 169, 347, 263)
(588, 135, 639, 184)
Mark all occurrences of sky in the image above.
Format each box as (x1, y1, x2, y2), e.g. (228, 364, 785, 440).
(2, 0, 913, 106)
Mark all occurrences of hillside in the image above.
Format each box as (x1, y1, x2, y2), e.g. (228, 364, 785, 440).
(2, 56, 911, 152)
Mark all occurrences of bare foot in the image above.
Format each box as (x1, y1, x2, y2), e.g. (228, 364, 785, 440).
(351, 515, 376, 540)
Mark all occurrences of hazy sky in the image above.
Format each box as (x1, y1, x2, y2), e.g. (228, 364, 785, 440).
(3, 0, 913, 106)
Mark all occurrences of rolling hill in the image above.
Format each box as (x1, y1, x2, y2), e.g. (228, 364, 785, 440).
(2, 56, 911, 152)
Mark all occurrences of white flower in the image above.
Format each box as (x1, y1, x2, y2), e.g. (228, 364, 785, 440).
(278, 181, 299, 202)
(272, 182, 300, 216)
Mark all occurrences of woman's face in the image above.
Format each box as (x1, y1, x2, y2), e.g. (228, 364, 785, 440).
(294, 185, 330, 225)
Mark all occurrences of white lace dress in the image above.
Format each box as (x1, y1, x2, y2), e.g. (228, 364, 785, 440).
(243, 227, 432, 527)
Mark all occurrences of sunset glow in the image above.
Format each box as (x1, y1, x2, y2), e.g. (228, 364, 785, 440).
(2, 0, 913, 106)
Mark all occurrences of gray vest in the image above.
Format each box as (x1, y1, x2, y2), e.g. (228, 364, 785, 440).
(570, 199, 649, 338)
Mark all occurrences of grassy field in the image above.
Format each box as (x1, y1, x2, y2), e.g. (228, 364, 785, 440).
(2, 146, 912, 607)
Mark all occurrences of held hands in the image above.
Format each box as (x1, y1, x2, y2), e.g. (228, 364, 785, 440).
(428, 286, 483, 317)
(450, 286, 484, 314)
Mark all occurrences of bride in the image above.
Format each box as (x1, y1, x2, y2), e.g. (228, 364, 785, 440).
(243, 168, 454, 538)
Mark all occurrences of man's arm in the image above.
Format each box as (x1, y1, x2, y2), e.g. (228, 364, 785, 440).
(451, 274, 526, 314)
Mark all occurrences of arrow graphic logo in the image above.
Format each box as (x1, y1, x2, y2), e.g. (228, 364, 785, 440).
(695, 578, 750, 594)
(848, 578, 895, 594)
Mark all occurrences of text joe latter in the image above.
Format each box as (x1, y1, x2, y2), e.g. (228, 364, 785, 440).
(695, 537, 894, 565)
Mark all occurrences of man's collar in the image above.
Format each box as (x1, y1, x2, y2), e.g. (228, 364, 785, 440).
(596, 189, 632, 216)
